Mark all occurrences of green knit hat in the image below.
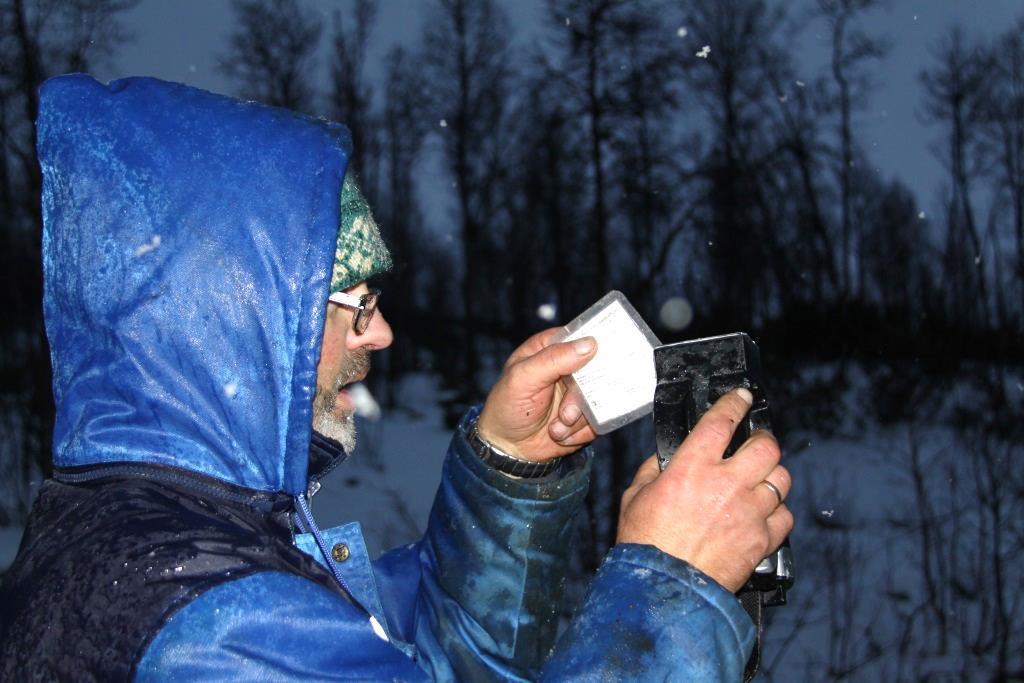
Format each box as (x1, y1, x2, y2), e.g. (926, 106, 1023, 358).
(330, 174, 392, 293)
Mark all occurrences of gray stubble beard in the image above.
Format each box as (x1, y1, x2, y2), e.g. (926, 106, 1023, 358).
(312, 348, 370, 454)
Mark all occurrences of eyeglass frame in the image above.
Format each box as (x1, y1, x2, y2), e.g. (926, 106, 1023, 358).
(327, 288, 381, 335)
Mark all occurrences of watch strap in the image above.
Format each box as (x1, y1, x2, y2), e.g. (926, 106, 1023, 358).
(466, 421, 561, 479)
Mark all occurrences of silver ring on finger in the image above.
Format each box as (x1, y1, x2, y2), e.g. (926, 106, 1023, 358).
(760, 479, 783, 506)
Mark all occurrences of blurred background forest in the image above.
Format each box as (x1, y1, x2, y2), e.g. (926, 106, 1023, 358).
(1, 0, 1023, 679)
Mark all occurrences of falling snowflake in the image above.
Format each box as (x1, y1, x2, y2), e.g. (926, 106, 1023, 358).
(795, 80, 806, 88)
(918, 211, 926, 219)
(537, 303, 557, 322)
(565, 17, 571, 27)
(439, 119, 447, 128)
(676, 27, 688, 38)
(820, 510, 835, 518)
(696, 45, 710, 59)
(223, 382, 239, 398)
(659, 297, 693, 332)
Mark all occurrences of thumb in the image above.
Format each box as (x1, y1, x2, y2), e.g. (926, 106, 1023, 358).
(511, 336, 597, 393)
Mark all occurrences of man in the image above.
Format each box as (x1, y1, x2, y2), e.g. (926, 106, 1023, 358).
(0, 75, 792, 680)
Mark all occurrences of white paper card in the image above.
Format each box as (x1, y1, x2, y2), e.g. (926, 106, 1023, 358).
(558, 295, 659, 432)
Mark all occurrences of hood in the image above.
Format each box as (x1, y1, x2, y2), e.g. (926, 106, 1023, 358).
(38, 75, 350, 496)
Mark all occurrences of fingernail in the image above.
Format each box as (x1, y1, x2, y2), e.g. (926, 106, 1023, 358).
(561, 404, 581, 423)
(736, 387, 753, 405)
(550, 421, 570, 440)
(574, 337, 596, 355)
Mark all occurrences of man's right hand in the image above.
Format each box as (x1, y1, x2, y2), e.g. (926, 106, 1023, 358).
(616, 388, 793, 593)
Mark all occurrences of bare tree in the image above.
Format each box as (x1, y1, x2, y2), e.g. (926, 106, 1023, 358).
(219, 0, 322, 113)
(377, 46, 430, 406)
(675, 0, 793, 326)
(544, 0, 640, 300)
(606, 2, 691, 313)
(501, 73, 590, 330)
(982, 18, 1024, 328)
(858, 178, 930, 317)
(421, 0, 514, 405)
(329, 0, 378, 192)
(920, 27, 993, 327)
(817, 0, 887, 300)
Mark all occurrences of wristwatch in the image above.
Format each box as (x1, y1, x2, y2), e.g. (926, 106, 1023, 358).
(467, 421, 561, 479)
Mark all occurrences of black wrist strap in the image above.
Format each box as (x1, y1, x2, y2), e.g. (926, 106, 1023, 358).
(738, 589, 765, 682)
(466, 421, 561, 478)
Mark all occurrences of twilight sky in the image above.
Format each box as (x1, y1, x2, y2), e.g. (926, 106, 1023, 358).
(97, 0, 1024, 223)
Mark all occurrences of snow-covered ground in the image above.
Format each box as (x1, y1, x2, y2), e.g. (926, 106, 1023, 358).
(758, 365, 1023, 681)
(2, 369, 1018, 680)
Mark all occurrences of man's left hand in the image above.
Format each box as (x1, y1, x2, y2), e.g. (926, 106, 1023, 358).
(477, 328, 598, 462)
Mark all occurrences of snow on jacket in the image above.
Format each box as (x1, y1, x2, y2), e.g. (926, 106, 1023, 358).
(0, 75, 755, 681)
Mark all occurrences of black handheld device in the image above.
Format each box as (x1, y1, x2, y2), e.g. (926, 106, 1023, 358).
(652, 332, 794, 680)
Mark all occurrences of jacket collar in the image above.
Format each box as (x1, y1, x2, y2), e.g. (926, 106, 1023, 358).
(308, 430, 349, 483)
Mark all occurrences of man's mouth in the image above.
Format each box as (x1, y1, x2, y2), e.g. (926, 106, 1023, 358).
(333, 373, 368, 415)
(334, 387, 353, 414)
(325, 348, 371, 418)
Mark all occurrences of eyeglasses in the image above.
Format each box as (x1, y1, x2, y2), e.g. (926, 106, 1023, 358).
(327, 288, 381, 335)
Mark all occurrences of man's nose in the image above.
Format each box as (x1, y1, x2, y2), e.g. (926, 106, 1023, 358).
(350, 310, 393, 351)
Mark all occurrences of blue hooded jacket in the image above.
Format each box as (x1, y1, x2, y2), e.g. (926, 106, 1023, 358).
(0, 75, 755, 681)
